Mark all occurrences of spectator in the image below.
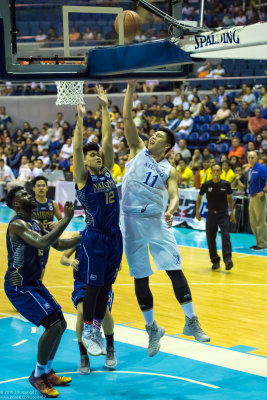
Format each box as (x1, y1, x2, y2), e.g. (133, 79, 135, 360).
(161, 95, 174, 114)
(49, 153, 60, 170)
(112, 158, 126, 183)
(132, 93, 141, 108)
(255, 134, 263, 150)
(83, 27, 93, 44)
(189, 96, 202, 117)
(203, 147, 214, 160)
(217, 86, 227, 107)
(175, 110, 193, 137)
(258, 87, 267, 109)
(0, 106, 12, 131)
(13, 129, 25, 150)
(235, 84, 248, 103)
(47, 27, 57, 41)
(221, 160, 235, 183)
(62, 121, 72, 141)
(22, 137, 33, 159)
(181, 94, 190, 111)
(200, 95, 216, 115)
(247, 151, 267, 250)
(33, 159, 43, 175)
(234, 101, 253, 131)
(26, 160, 43, 179)
(229, 155, 240, 170)
(228, 138, 245, 164)
(210, 87, 219, 106)
(231, 165, 246, 192)
(69, 27, 80, 41)
(261, 129, 267, 150)
(7, 145, 21, 177)
(0, 158, 14, 201)
(187, 87, 201, 104)
(174, 139, 191, 163)
(6, 155, 29, 191)
(142, 80, 160, 92)
(189, 149, 202, 171)
(212, 63, 226, 78)
(200, 158, 212, 185)
(211, 101, 230, 124)
(223, 12, 234, 26)
(53, 112, 64, 128)
(38, 149, 50, 170)
(259, 148, 267, 166)
(248, 108, 267, 135)
(197, 62, 213, 78)
(34, 127, 50, 153)
(242, 87, 257, 107)
(229, 102, 240, 122)
(35, 29, 47, 42)
(173, 88, 183, 106)
(59, 137, 73, 169)
(234, 10, 246, 25)
(176, 158, 194, 187)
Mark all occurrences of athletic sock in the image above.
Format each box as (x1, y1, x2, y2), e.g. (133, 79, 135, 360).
(83, 321, 93, 335)
(105, 333, 114, 348)
(34, 362, 47, 378)
(45, 360, 53, 374)
(142, 309, 154, 327)
(92, 318, 103, 333)
(181, 302, 195, 319)
(78, 341, 88, 356)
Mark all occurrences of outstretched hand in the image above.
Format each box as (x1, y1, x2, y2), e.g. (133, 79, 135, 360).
(64, 201, 75, 219)
(128, 80, 137, 89)
(96, 85, 109, 107)
(77, 104, 86, 118)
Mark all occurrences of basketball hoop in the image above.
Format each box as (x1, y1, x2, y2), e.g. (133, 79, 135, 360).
(55, 81, 85, 105)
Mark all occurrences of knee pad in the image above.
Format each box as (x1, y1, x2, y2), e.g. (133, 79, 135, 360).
(41, 313, 61, 329)
(134, 277, 153, 311)
(167, 270, 192, 304)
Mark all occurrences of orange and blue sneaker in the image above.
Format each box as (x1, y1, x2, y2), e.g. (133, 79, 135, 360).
(29, 371, 59, 398)
(47, 370, 72, 386)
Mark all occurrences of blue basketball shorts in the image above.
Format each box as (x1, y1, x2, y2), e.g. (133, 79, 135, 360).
(72, 277, 114, 312)
(4, 280, 61, 327)
(78, 227, 123, 286)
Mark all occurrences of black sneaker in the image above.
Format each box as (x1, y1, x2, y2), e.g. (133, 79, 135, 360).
(212, 261, 220, 270)
(225, 260, 234, 270)
(252, 246, 265, 250)
(249, 245, 257, 250)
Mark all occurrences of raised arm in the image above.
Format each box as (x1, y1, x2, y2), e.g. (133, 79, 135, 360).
(123, 81, 144, 159)
(9, 201, 74, 250)
(95, 85, 114, 170)
(73, 104, 87, 189)
(165, 167, 179, 227)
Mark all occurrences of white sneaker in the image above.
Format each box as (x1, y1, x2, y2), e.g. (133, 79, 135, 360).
(95, 331, 107, 355)
(82, 332, 102, 356)
(146, 321, 165, 357)
(78, 355, 90, 375)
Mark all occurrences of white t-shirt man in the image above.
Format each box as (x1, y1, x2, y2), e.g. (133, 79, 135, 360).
(177, 118, 194, 136)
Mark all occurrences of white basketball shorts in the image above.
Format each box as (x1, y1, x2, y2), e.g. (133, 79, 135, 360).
(120, 213, 182, 278)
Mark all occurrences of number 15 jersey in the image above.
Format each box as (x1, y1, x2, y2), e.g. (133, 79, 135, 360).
(122, 147, 171, 216)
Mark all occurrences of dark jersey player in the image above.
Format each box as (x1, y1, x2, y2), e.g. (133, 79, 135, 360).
(61, 231, 117, 374)
(4, 186, 80, 398)
(31, 175, 63, 277)
(32, 175, 62, 230)
(73, 86, 122, 357)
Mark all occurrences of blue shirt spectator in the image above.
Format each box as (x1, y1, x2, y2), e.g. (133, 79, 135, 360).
(247, 161, 267, 196)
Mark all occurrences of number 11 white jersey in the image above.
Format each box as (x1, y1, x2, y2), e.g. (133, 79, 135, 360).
(121, 147, 171, 216)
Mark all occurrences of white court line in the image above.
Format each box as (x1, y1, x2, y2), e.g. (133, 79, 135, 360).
(0, 370, 219, 389)
(64, 313, 267, 378)
(12, 340, 27, 347)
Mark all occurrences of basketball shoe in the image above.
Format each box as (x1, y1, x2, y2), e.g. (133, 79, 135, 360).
(47, 370, 72, 386)
(105, 346, 117, 369)
(95, 331, 107, 355)
(78, 354, 90, 375)
(82, 332, 102, 356)
(183, 316, 210, 342)
(146, 321, 165, 357)
(29, 371, 59, 398)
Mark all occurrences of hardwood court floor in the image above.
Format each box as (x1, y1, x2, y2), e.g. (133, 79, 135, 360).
(1, 223, 266, 357)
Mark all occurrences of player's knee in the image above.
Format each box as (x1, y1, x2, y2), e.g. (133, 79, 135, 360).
(134, 277, 153, 311)
(166, 270, 192, 304)
(57, 310, 67, 333)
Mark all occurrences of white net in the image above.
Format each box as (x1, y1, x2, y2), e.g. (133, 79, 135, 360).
(55, 81, 85, 105)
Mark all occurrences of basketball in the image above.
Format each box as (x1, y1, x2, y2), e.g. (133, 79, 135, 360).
(114, 10, 142, 38)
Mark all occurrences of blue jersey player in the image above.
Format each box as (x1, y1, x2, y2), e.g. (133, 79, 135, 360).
(61, 231, 117, 374)
(73, 86, 122, 356)
(31, 175, 63, 277)
(4, 186, 80, 398)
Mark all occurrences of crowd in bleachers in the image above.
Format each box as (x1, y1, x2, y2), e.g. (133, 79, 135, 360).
(1, 83, 267, 201)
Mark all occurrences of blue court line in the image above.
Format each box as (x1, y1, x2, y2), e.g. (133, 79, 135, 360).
(228, 346, 258, 353)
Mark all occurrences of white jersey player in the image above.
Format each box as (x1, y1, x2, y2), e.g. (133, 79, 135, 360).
(122, 81, 210, 357)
